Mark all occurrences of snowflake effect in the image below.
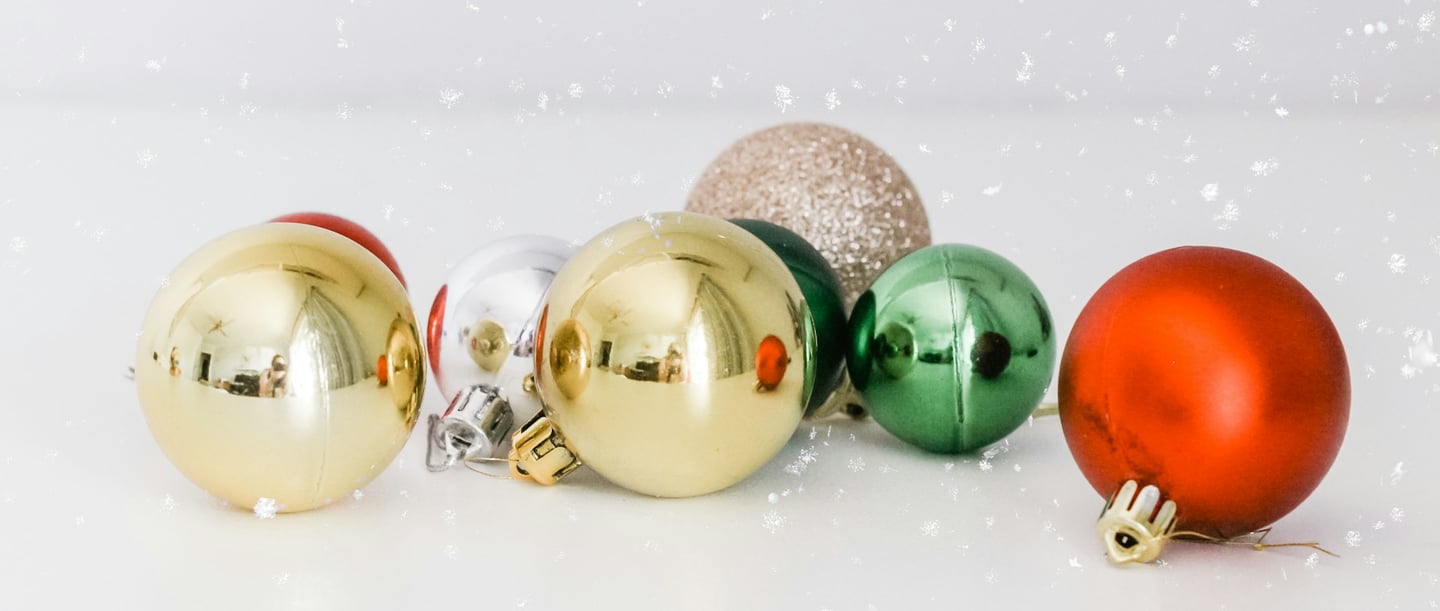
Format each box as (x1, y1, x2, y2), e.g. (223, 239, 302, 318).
(773, 85, 796, 113)
(761, 510, 787, 534)
(1388, 254, 1407, 275)
(782, 446, 819, 476)
(253, 497, 278, 519)
(439, 88, 464, 109)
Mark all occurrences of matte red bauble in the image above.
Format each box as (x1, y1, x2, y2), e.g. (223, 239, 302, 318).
(272, 212, 406, 289)
(1059, 246, 1349, 538)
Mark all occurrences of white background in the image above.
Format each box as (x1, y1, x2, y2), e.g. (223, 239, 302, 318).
(1, 1, 1438, 609)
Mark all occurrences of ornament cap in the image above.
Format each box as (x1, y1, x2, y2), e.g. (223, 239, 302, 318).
(1097, 480, 1178, 564)
(425, 384, 516, 472)
(508, 414, 581, 485)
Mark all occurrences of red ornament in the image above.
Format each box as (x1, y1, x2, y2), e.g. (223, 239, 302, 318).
(1059, 246, 1349, 537)
(426, 284, 447, 376)
(271, 212, 407, 289)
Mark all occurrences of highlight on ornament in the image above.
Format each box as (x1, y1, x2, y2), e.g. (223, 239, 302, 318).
(135, 218, 424, 513)
(505, 211, 813, 497)
(1059, 246, 1349, 563)
(848, 243, 1056, 454)
(424, 235, 571, 471)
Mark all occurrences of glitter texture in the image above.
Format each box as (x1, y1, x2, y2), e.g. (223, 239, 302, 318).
(685, 123, 931, 306)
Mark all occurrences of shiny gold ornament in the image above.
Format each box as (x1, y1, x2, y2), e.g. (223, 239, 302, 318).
(685, 122, 932, 307)
(135, 223, 424, 513)
(525, 212, 812, 497)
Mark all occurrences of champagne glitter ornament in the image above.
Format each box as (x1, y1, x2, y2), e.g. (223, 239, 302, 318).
(136, 223, 424, 513)
(685, 123, 931, 306)
(517, 212, 812, 497)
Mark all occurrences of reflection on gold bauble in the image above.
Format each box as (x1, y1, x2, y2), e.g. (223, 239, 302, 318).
(135, 223, 424, 513)
(685, 122, 932, 307)
(534, 212, 811, 497)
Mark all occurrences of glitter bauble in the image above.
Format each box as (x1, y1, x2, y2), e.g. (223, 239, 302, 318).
(136, 223, 424, 513)
(533, 212, 811, 497)
(730, 219, 846, 418)
(1060, 247, 1349, 536)
(272, 212, 407, 289)
(685, 122, 931, 306)
(848, 244, 1055, 453)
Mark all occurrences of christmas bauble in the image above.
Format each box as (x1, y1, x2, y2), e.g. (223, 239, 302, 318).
(424, 236, 571, 466)
(272, 212, 406, 289)
(685, 123, 931, 306)
(729, 219, 846, 418)
(1059, 246, 1349, 537)
(135, 223, 424, 513)
(427, 235, 571, 404)
(532, 212, 811, 497)
(848, 244, 1055, 453)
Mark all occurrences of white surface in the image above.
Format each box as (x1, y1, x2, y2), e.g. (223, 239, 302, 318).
(2, 1, 1439, 609)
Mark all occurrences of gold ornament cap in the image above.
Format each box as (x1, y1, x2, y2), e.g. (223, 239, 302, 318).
(508, 414, 581, 485)
(1097, 480, 1179, 564)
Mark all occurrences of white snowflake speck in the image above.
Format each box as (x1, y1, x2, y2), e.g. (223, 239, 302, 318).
(1305, 552, 1320, 568)
(981, 183, 1003, 196)
(773, 85, 796, 113)
(1015, 52, 1035, 84)
(253, 497, 278, 519)
(1251, 158, 1281, 176)
(921, 520, 939, 537)
(847, 457, 866, 472)
(1200, 183, 1219, 202)
(1388, 253, 1407, 274)
(1233, 32, 1257, 52)
(1214, 202, 1241, 227)
(9, 237, 26, 253)
(439, 88, 464, 109)
(136, 149, 157, 168)
(1344, 530, 1362, 547)
(1275, 107, 1290, 118)
(761, 509, 786, 533)
(1391, 507, 1406, 522)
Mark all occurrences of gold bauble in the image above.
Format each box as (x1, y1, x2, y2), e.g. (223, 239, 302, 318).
(135, 223, 424, 513)
(685, 122, 932, 307)
(533, 212, 811, 497)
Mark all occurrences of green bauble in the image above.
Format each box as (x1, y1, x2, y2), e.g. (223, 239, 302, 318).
(731, 219, 847, 417)
(848, 244, 1056, 453)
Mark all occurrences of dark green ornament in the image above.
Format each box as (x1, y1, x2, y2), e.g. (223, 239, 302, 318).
(847, 244, 1055, 453)
(730, 219, 848, 417)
